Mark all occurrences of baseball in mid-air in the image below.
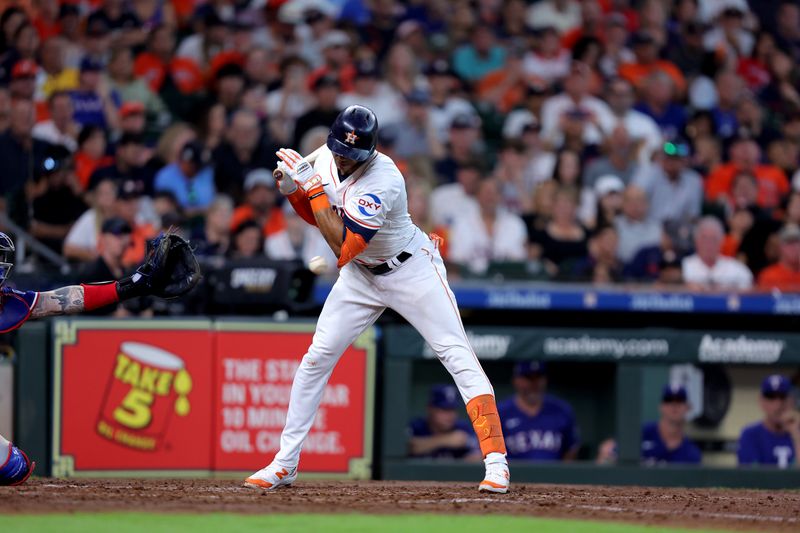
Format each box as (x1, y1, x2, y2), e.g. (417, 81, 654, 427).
(308, 255, 328, 275)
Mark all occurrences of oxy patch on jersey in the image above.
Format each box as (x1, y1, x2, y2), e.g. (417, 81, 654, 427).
(351, 193, 382, 218)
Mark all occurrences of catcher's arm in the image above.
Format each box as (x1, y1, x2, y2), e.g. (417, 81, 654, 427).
(31, 232, 201, 317)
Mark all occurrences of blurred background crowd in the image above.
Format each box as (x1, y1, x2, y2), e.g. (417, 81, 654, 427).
(2, 0, 800, 291)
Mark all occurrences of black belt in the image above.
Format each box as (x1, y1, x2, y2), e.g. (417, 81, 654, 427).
(364, 251, 412, 275)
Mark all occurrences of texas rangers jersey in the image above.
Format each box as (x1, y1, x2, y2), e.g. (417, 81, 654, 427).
(0, 287, 38, 333)
(313, 147, 418, 266)
(737, 421, 795, 468)
(497, 395, 580, 461)
(640, 421, 701, 464)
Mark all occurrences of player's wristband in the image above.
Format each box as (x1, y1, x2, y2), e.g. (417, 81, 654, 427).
(81, 282, 120, 311)
(308, 189, 330, 212)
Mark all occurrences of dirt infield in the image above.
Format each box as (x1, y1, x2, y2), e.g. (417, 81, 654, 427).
(2, 479, 798, 532)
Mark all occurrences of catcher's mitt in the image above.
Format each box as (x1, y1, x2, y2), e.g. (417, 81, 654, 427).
(117, 231, 202, 300)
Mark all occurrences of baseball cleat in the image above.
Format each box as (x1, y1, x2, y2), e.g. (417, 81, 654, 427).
(479, 453, 510, 494)
(243, 463, 297, 491)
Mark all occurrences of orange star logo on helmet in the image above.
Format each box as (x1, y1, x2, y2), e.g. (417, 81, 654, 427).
(345, 130, 359, 144)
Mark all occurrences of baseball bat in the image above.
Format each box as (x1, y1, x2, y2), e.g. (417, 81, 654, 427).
(273, 144, 327, 181)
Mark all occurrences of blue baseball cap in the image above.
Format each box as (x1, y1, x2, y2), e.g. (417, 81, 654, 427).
(514, 360, 547, 378)
(429, 384, 460, 410)
(662, 383, 688, 402)
(761, 374, 791, 396)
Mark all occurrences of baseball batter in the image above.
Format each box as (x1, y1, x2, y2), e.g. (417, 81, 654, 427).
(0, 231, 200, 486)
(244, 105, 510, 493)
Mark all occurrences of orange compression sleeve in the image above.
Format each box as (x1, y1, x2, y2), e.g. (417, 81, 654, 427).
(337, 229, 368, 269)
(287, 188, 317, 226)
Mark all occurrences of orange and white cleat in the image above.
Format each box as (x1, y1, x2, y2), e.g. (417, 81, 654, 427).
(243, 463, 298, 491)
(479, 453, 510, 494)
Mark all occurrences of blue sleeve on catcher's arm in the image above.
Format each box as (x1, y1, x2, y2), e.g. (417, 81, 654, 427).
(0, 287, 38, 333)
(342, 212, 378, 242)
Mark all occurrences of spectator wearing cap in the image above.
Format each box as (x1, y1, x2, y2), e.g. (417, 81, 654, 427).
(155, 140, 216, 215)
(114, 178, 156, 267)
(392, 88, 444, 161)
(106, 46, 168, 126)
(29, 145, 87, 254)
(585, 174, 625, 230)
(605, 77, 662, 164)
(738, 374, 799, 469)
(213, 108, 279, 203)
(407, 384, 480, 460)
(338, 58, 405, 129)
(10, 59, 39, 102)
(642, 384, 702, 465)
(521, 26, 571, 85)
(291, 74, 342, 149)
(88, 132, 151, 193)
(526, 0, 581, 35)
(32, 91, 79, 152)
(498, 361, 580, 461)
(64, 176, 118, 262)
(619, 31, 686, 95)
(0, 98, 54, 219)
(434, 113, 483, 183)
(705, 137, 789, 211)
(599, 12, 635, 79)
(212, 62, 246, 113)
(266, 56, 313, 145)
(425, 59, 478, 144)
(633, 140, 703, 225)
(451, 25, 506, 83)
(230, 168, 285, 240)
(70, 56, 120, 131)
(448, 177, 527, 276)
(682, 216, 753, 290)
(757, 224, 800, 291)
(78, 217, 133, 315)
(119, 101, 146, 137)
(540, 62, 616, 148)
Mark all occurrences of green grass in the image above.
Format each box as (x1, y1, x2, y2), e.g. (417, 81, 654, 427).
(3, 513, 737, 533)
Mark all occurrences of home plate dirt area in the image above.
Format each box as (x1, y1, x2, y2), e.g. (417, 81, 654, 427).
(2, 479, 798, 532)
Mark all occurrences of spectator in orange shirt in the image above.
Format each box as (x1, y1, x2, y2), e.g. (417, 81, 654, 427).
(133, 24, 175, 93)
(619, 31, 686, 96)
(705, 137, 789, 211)
(758, 224, 800, 291)
(230, 168, 285, 239)
(74, 125, 112, 190)
(114, 178, 156, 268)
(477, 45, 527, 114)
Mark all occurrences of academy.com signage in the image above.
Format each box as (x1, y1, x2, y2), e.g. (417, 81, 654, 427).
(543, 336, 670, 359)
(698, 335, 785, 364)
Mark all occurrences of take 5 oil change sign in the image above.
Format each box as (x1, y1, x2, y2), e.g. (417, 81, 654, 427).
(52, 321, 214, 476)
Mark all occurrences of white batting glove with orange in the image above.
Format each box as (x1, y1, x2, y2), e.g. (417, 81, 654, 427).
(275, 161, 298, 194)
(276, 148, 316, 186)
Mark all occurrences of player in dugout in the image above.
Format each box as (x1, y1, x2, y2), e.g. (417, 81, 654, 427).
(738, 374, 800, 469)
(408, 384, 481, 460)
(0, 231, 199, 486)
(497, 361, 580, 461)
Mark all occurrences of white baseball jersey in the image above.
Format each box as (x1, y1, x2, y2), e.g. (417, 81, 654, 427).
(266, 146, 498, 470)
(312, 147, 417, 266)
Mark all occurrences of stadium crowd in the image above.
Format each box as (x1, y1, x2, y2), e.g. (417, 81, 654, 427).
(2, 0, 800, 291)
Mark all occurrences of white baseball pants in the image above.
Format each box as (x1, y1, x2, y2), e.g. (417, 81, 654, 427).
(274, 231, 493, 467)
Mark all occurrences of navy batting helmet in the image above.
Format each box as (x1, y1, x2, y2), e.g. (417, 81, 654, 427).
(327, 105, 378, 162)
(0, 232, 14, 287)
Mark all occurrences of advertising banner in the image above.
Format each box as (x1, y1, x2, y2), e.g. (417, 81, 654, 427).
(213, 323, 375, 478)
(52, 320, 215, 476)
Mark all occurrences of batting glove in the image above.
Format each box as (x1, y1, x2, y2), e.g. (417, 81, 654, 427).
(275, 161, 298, 195)
(276, 148, 316, 185)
